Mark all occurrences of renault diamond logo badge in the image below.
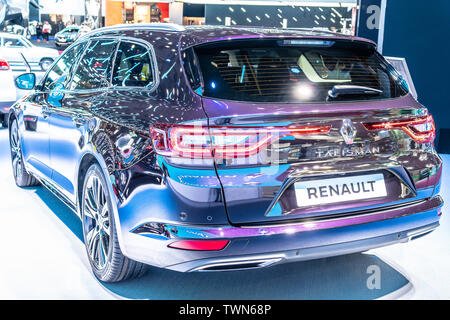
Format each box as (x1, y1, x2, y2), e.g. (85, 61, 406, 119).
(340, 119, 357, 145)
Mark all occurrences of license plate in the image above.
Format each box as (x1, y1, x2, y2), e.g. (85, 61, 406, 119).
(294, 173, 387, 207)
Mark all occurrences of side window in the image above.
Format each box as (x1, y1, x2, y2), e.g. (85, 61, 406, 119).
(42, 42, 87, 91)
(71, 39, 118, 90)
(182, 47, 202, 92)
(112, 41, 154, 87)
(3, 37, 25, 47)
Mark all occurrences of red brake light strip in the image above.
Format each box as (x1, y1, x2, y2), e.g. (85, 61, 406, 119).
(150, 124, 331, 159)
(363, 115, 435, 143)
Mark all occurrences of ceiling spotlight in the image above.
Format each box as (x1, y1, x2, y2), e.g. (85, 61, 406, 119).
(294, 84, 314, 100)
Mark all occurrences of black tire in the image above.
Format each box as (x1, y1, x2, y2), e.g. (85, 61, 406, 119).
(1, 115, 7, 128)
(81, 163, 147, 282)
(9, 120, 39, 187)
(39, 58, 54, 71)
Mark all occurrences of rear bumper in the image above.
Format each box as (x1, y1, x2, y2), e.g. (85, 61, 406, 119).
(119, 195, 442, 271)
(172, 222, 440, 272)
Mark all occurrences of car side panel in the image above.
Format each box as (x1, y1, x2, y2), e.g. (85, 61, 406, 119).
(18, 92, 52, 180)
(47, 90, 104, 202)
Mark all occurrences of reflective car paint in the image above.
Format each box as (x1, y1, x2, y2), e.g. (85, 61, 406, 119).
(8, 25, 443, 272)
(202, 96, 441, 224)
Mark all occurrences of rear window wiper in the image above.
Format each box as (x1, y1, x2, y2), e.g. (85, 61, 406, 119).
(328, 85, 382, 100)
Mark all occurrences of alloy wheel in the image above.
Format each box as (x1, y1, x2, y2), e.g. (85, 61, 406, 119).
(83, 174, 111, 270)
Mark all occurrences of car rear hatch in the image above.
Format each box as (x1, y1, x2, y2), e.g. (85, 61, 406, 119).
(182, 37, 440, 225)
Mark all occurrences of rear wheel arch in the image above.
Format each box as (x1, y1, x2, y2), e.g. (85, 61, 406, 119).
(76, 152, 117, 214)
(77, 153, 98, 214)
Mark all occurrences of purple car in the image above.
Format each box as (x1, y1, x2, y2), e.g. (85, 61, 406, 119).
(9, 24, 442, 282)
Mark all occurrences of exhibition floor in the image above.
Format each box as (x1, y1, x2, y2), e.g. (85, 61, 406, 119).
(0, 127, 448, 300)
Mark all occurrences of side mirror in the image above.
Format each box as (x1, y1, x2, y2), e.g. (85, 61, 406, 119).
(15, 73, 36, 90)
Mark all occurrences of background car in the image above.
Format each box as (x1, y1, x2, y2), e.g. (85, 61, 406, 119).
(4, 23, 31, 39)
(55, 25, 90, 48)
(0, 32, 59, 71)
(0, 57, 15, 127)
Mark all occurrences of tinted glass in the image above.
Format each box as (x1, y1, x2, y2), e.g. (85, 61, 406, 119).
(71, 39, 118, 90)
(112, 41, 154, 87)
(189, 39, 408, 103)
(42, 42, 87, 91)
(182, 47, 202, 92)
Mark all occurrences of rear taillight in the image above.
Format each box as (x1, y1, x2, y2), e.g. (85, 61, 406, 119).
(363, 115, 435, 144)
(0, 59, 10, 71)
(150, 124, 331, 159)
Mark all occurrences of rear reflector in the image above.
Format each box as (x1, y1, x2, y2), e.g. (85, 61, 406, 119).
(168, 240, 229, 251)
(363, 115, 435, 144)
(150, 124, 331, 159)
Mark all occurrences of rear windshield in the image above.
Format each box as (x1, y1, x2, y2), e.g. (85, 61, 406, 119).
(183, 39, 408, 103)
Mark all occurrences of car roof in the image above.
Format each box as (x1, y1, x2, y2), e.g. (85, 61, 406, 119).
(83, 23, 184, 38)
(179, 25, 376, 49)
(84, 23, 376, 49)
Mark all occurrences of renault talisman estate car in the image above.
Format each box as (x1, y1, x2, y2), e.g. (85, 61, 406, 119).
(9, 24, 443, 282)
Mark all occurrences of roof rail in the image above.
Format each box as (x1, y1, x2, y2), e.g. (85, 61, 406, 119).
(199, 25, 345, 36)
(83, 23, 185, 38)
